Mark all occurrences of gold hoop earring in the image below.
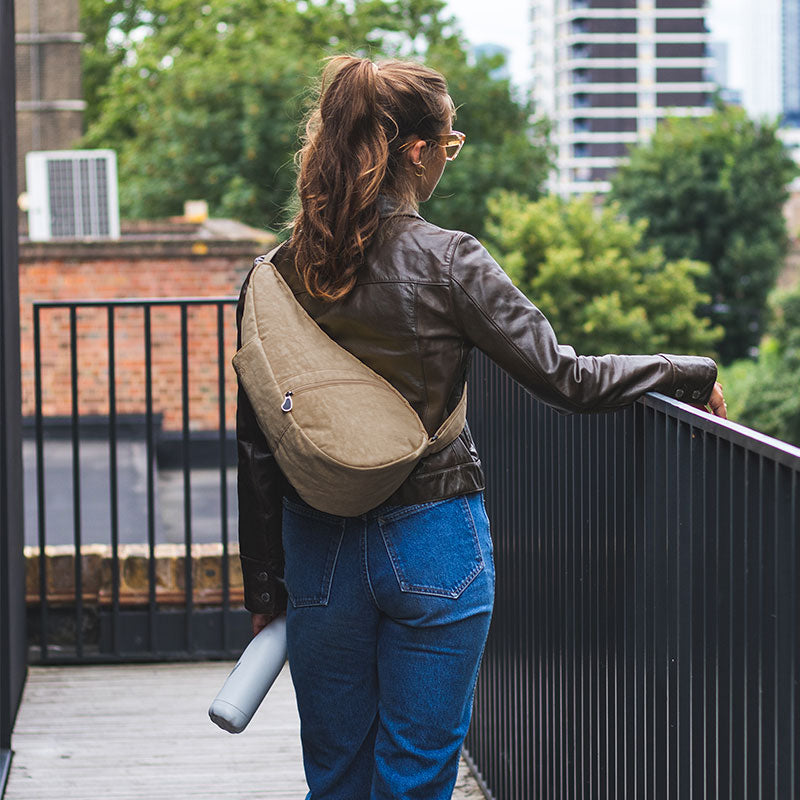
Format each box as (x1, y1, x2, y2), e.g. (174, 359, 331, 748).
(413, 160, 426, 177)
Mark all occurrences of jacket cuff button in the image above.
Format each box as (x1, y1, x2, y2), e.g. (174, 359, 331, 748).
(260, 592, 271, 604)
(257, 571, 269, 581)
(675, 388, 685, 399)
(691, 390, 701, 400)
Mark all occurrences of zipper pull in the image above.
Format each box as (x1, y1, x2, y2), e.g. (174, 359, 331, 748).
(281, 391, 293, 412)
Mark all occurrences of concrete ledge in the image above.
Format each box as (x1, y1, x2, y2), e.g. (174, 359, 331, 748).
(24, 542, 244, 607)
(18, 216, 276, 260)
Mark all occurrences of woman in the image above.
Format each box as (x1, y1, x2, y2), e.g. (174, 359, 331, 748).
(235, 56, 726, 800)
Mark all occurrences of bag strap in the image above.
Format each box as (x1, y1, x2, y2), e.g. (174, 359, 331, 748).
(253, 244, 468, 454)
(426, 383, 467, 454)
(253, 243, 284, 268)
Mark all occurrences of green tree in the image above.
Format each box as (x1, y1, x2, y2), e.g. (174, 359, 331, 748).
(610, 104, 797, 363)
(484, 192, 722, 356)
(79, 0, 155, 131)
(719, 284, 800, 447)
(422, 48, 552, 236)
(78, 0, 551, 235)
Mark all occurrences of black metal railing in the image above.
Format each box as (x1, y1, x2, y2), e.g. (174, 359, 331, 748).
(28, 297, 246, 663)
(463, 351, 800, 800)
(23, 297, 800, 795)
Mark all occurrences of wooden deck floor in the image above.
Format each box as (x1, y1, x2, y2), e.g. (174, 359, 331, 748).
(4, 662, 486, 799)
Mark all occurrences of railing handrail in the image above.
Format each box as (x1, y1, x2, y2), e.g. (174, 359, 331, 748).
(32, 296, 238, 308)
(643, 391, 800, 469)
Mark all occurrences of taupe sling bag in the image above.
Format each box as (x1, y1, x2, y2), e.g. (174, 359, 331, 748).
(232, 245, 467, 517)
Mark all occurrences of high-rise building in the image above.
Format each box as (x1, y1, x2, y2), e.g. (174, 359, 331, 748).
(783, 0, 800, 124)
(532, 0, 715, 195)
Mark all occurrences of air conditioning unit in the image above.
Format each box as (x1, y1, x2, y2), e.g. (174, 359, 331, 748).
(25, 149, 120, 241)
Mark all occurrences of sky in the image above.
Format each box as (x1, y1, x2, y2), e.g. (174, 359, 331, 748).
(706, 0, 782, 117)
(443, 0, 532, 89)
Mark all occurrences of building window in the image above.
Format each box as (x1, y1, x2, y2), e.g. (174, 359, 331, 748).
(588, 18, 637, 34)
(656, 91, 708, 106)
(571, 19, 588, 36)
(590, 167, 618, 181)
(573, 118, 591, 133)
(655, 18, 707, 34)
(590, 43, 637, 59)
(656, 67, 704, 82)
(590, 0, 636, 7)
(656, 43, 706, 58)
(589, 142, 629, 157)
(590, 68, 638, 83)
(573, 143, 590, 158)
(590, 117, 638, 133)
(592, 93, 638, 108)
(656, 0, 704, 8)
(573, 68, 590, 84)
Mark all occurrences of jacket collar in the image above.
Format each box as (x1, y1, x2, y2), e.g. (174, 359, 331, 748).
(377, 193, 423, 220)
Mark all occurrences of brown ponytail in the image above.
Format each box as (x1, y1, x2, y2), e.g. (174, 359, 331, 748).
(290, 55, 453, 302)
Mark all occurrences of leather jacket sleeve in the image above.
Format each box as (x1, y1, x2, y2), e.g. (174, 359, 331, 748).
(236, 270, 289, 618)
(449, 234, 718, 412)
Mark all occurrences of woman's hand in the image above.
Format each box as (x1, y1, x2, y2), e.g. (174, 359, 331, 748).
(702, 381, 727, 419)
(251, 612, 273, 637)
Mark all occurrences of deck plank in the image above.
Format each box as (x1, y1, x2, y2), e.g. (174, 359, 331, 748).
(4, 663, 485, 799)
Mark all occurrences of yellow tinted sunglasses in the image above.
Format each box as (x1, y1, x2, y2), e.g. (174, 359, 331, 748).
(435, 130, 466, 161)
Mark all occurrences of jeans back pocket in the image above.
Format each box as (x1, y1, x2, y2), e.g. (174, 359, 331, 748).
(377, 495, 484, 598)
(282, 497, 345, 608)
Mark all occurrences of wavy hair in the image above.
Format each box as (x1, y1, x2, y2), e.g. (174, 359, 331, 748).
(289, 56, 453, 302)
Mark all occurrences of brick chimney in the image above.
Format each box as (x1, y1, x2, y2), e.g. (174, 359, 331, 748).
(14, 0, 85, 199)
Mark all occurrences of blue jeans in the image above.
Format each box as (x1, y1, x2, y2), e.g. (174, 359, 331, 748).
(281, 490, 495, 800)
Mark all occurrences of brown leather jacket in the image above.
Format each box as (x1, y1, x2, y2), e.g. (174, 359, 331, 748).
(236, 198, 718, 617)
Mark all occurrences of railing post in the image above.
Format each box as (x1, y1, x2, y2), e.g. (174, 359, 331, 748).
(0, 0, 28, 791)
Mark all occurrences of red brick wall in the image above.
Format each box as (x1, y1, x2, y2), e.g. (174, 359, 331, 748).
(20, 250, 258, 432)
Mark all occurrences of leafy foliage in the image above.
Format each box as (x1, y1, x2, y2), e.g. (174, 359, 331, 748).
(484, 192, 722, 356)
(79, 0, 154, 131)
(719, 284, 800, 447)
(78, 0, 551, 236)
(610, 104, 797, 363)
(422, 48, 552, 235)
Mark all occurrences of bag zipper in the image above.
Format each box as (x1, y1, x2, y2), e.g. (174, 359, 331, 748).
(280, 378, 382, 412)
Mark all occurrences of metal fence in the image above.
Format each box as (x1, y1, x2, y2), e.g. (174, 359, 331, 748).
(20, 297, 800, 796)
(28, 297, 248, 663)
(463, 351, 800, 800)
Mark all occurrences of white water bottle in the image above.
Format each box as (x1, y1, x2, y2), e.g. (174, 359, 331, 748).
(208, 615, 288, 733)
